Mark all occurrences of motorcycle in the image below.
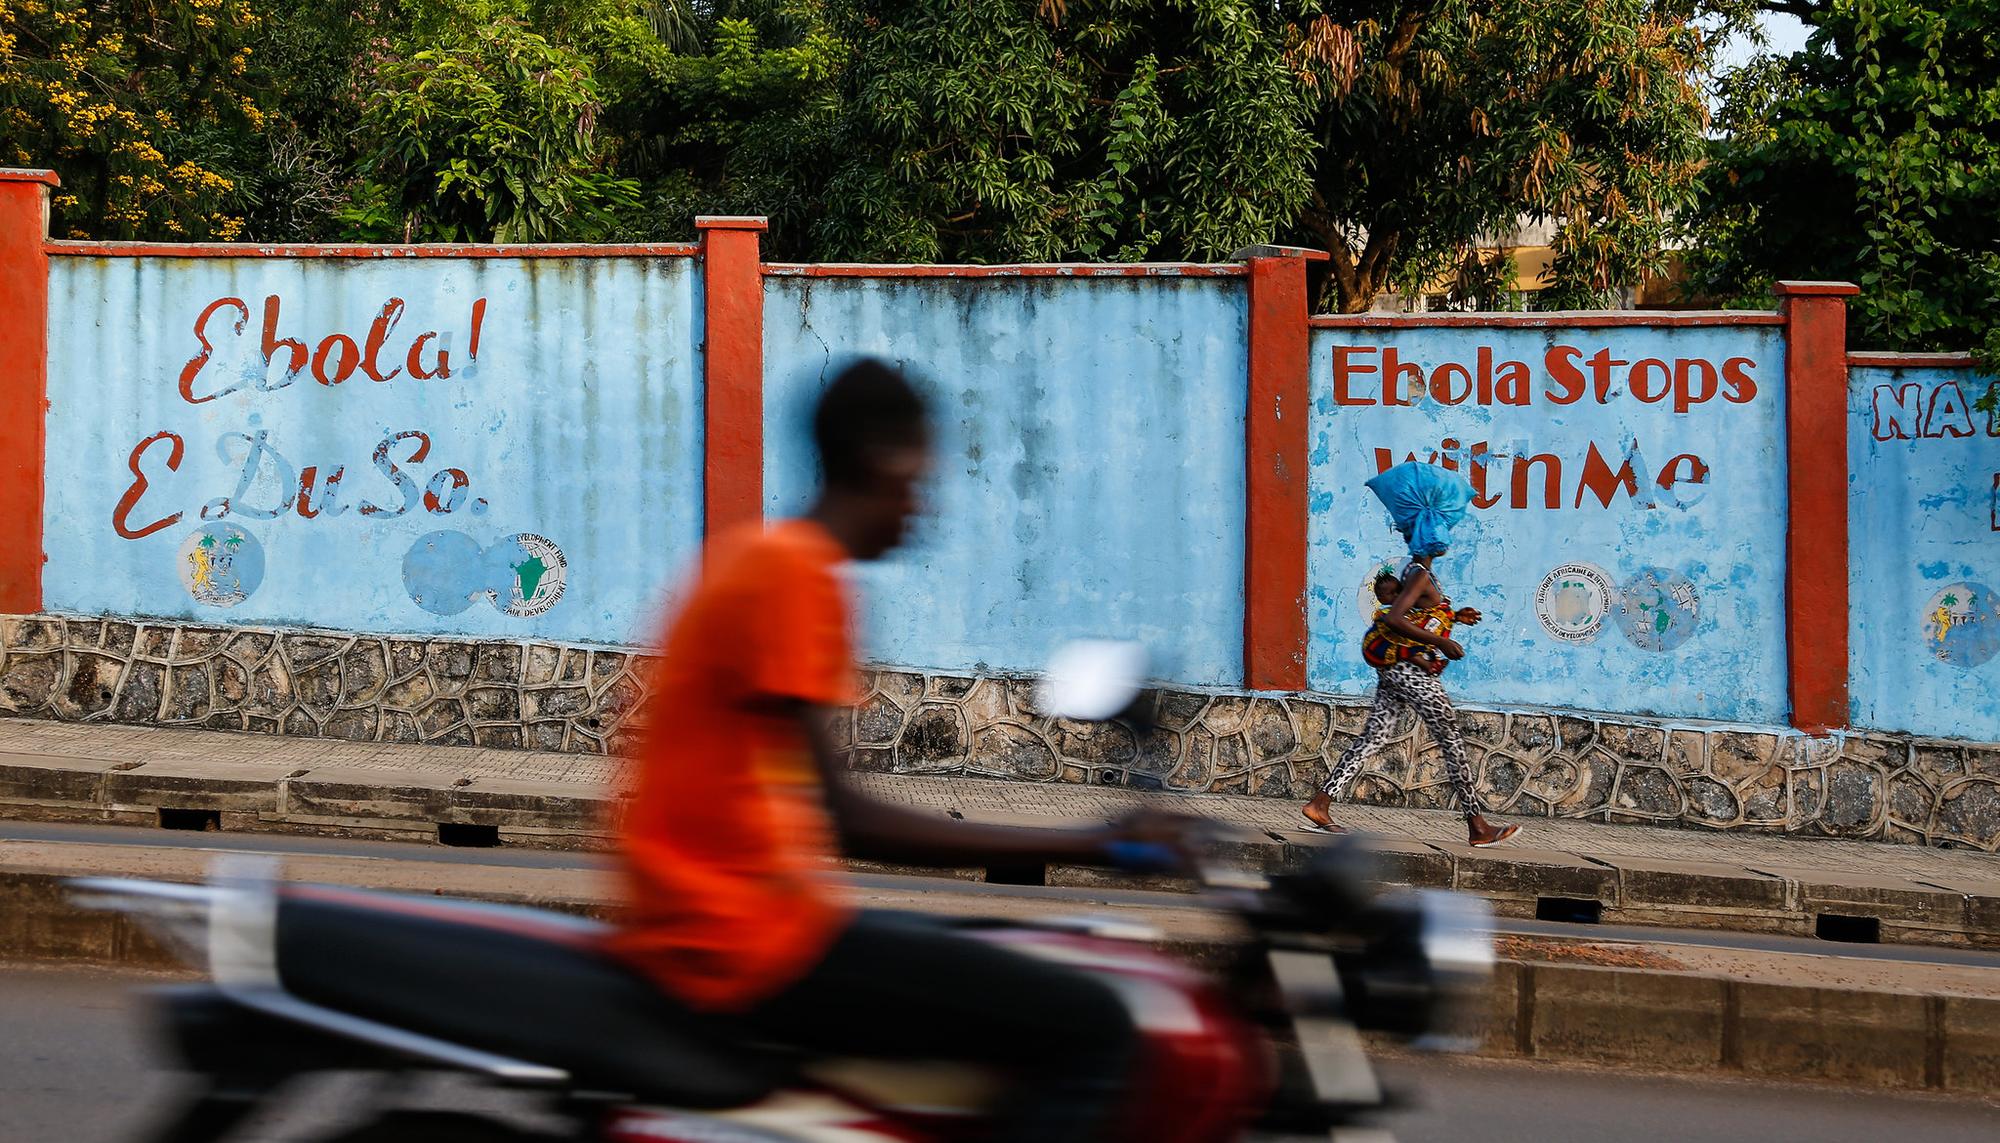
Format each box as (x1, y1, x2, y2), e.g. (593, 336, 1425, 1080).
(72, 642, 1495, 1143)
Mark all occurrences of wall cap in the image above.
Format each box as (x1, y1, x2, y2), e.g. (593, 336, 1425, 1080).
(1310, 310, 1785, 329)
(1773, 280, 1861, 298)
(0, 168, 59, 187)
(1848, 351, 1977, 368)
(695, 216, 771, 232)
(1230, 243, 1331, 263)
(44, 240, 699, 259)
(763, 262, 1246, 279)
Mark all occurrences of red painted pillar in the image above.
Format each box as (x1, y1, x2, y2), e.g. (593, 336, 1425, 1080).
(0, 169, 56, 614)
(1774, 280, 1860, 734)
(697, 216, 769, 535)
(1240, 246, 1328, 692)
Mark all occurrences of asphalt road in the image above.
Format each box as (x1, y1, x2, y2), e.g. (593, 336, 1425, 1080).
(5, 966, 1996, 1143)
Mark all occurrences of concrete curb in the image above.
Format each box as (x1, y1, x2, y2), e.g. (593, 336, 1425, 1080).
(0, 867, 611, 972)
(1480, 959, 2000, 1094)
(1028, 837, 2000, 951)
(0, 751, 610, 848)
(5, 751, 2000, 948)
(6, 866, 1997, 1097)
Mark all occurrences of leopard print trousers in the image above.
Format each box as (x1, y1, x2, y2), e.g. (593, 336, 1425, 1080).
(1321, 661, 1486, 818)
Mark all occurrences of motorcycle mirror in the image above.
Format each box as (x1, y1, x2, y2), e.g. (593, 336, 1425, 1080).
(1035, 640, 1149, 722)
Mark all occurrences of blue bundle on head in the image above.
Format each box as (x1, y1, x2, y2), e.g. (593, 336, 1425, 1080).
(1364, 461, 1473, 556)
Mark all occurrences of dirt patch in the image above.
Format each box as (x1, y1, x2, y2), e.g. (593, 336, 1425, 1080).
(1498, 935, 1685, 971)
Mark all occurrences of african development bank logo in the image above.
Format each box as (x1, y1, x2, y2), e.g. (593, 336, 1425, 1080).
(1535, 563, 1614, 644)
(500, 533, 567, 617)
(403, 530, 568, 619)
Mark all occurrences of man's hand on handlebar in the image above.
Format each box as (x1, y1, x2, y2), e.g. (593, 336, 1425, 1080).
(1097, 808, 1208, 875)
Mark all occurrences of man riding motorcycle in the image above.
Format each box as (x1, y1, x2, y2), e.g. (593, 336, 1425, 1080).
(609, 358, 1191, 1142)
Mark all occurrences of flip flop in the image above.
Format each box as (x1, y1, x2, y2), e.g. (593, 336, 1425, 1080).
(1468, 823, 1520, 848)
(1299, 803, 1345, 833)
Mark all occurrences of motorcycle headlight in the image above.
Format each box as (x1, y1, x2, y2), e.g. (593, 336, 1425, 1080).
(1334, 889, 1494, 1048)
(1408, 889, 1495, 1052)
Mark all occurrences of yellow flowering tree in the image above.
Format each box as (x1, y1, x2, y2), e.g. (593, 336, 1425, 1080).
(0, 0, 265, 239)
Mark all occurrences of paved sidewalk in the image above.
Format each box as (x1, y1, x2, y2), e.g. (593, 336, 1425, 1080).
(849, 769, 2000, 884)
(1, 716, 1996, 944)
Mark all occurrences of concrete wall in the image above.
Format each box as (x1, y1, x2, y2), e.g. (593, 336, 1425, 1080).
(1849, 361, 2000, 740)
(0, 164, 1995, 804)
(42, 255, 704, 647)
(762, 273, 1249, 685)
(1306, 323, 1790, 724)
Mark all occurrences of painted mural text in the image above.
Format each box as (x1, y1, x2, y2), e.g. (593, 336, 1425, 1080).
(108, 294, 498, 540)
(1374, 440, 1711, 511)
(1335, 343, 1753, 512)
(112, 428, 484, 540)
(1869, 379, 2000, 442)
(1330, 344, 1758, 413)
(178, 294, 488, 404)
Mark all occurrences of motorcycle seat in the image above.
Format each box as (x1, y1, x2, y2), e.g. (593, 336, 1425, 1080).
(273, 884, 788, 1107)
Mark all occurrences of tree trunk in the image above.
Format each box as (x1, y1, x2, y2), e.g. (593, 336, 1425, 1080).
(1299, 199, 1377, 312)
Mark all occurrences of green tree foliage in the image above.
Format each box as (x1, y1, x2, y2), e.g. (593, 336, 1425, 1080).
(0, 0, 267, 240)
(619, 1, 850, 253)
(338, 0, 654, 243)
(4, 0, 1743, 315)
(243, 0, 389, 240)
(1285, 0, 1722, 312)
(815, 0, 1317, 262)
(1687, 0, 2000, 362)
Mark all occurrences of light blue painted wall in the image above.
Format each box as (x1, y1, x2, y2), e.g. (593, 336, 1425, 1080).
(1306, 326, 1790, 724)
(61, 254, 1942, 736)
(762, 275, 1249, 685)
(43, 256, 703, 645)
(1848, 364, 2000, 739)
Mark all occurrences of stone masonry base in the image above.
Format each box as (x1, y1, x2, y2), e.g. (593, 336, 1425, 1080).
(0, 615, 1995, 851)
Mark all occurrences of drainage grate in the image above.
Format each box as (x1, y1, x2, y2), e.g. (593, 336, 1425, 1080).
(157, 807, 221, 832)
(1535, 896, 1604, 924)
(985, 862, 1047, 887)
(1815, 913, 1881, 943)
(437, 822, 501, 848)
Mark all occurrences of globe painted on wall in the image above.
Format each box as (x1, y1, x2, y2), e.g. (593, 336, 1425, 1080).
(177, 524, 263, 608)
(1922, 581, 2000, 668)
(404, 530, 488, 616)
(404, 530, 569, 619)
(1614, 566, 1700, 653)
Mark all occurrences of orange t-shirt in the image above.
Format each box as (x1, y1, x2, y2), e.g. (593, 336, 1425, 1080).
(609, 519, 857, 1011)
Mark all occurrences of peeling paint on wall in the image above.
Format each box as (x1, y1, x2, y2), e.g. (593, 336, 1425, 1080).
(43, 257, 702, 645)
(762, 276, 1250, 685)
(1307, 326, 1790, 723)
(1849, 364, 2000, 738)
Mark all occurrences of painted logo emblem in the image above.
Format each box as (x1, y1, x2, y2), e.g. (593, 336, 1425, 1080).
(177, 524, 263, 608)
(1922, 581, 2000, 668)
(499, 533, 567, 617)
(1535, 562, 1616, 644)
(403, 530, 567, 618)
(1614, 566, 1700, 652)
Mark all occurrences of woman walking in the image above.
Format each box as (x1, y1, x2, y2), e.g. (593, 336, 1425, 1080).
(1302, 462, 1518, 848)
